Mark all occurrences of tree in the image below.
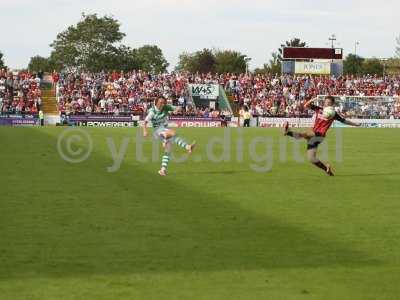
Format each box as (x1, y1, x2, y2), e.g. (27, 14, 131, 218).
(176, 49, 216, 73)
(176, 52, 193, 72)
(253, 65, 269, 75)
(254, 52, 281, 75)
(267, 52, 281, 74)
(343, 54, 365, 75)
(195, 49, 216, 73)
(362, 58, 384, 75)
(28, 55, 51, 72)
(28, 54, 64, 73)
(0, 51, 5, 69)
(50, 13, 126, 72)
(214, 50, 247, 74)
(47, 13, 170, 72)
(110, 45, 140, 72)
(176, 48, 248, 74)
(134, 45, 169, 73)
(278, 38, 307, 61)
(384, 58, 400, 74)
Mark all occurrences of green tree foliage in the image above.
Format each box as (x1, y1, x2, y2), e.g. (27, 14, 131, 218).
(253, 66, 268, 75)
(177, 49, 248, 74)
(28, 56, 50, 72)
(343, 54, 365, 75)
(134, 45, 169, 73)
(42, 13, 168, 73)
(344, 55, 386, 76)
(177, 49, 216, 73)
(267, 52, 281, 74)
(27, 55, 59, 73)
(214, 50, 247, 74)
(0, 51, 5, 69)
(384, 58, 400, 75)
(254, 52, 281, 75)
(176, 52, 194, 72)
(110, 45, 140, 72)
(50, 13, 126, 72)
(195, 49, 217, 74)
(362, 58, 384, 75)
(28, 54, 64, 73)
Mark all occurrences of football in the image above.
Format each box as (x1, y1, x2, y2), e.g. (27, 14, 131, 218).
(322, 106, 336, 119)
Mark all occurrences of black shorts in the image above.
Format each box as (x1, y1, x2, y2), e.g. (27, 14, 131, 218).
(307, 133, 325, 150)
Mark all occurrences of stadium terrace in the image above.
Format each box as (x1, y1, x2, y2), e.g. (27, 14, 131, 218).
(55, 71, 400, 120)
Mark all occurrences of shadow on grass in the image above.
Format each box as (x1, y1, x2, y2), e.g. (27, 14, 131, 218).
(178, 170, 252, 175)
(337, 173, 400, 177)
(0, 128, 380, 279)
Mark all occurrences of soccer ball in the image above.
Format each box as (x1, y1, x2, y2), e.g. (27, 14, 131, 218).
(322, 106, 336, 119)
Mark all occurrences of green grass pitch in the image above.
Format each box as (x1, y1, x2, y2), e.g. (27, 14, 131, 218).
(0, 127, 399, 299)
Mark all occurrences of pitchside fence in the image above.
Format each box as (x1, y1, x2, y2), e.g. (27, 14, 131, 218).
(4, 91, 398, 127)
(256, 96, 400, 128)
(316, 95, 400, 119)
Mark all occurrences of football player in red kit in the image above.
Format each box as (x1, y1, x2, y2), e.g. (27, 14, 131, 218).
(283, 96, 361, 176)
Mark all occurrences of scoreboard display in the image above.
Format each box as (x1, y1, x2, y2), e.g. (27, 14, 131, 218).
(283, 47, 343, 60)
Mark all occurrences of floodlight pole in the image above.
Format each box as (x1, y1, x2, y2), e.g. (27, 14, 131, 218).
(329, 34, 337, 48)
(354, 41, 360, 56)
(380, 58, 389, 77)
(244, 57, 252, 76)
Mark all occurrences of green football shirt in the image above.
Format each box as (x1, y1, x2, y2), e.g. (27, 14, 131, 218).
(145, 105, 175, 128)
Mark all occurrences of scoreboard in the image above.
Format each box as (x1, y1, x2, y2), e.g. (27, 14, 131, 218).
(283, 47, 343, 60)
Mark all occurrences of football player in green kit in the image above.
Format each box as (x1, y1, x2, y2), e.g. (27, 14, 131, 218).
(143, 97, 196, 176)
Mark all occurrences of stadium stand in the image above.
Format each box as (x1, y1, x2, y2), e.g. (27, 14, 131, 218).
(0, 70, 42, 115)
(56, 71, 188, 116)
(55, 72, 400, 119)
(222, 74, 400, 118)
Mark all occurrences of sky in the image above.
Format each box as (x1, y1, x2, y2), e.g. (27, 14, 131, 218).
(1, 0, 399, 70)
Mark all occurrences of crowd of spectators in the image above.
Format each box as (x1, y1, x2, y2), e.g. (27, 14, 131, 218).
(222, 73, 400, 118)
(0, 69, 42, 115)
(56, 71, 235, 119)
(56, 71, 400, 119)
(57, 71, 186, 115)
